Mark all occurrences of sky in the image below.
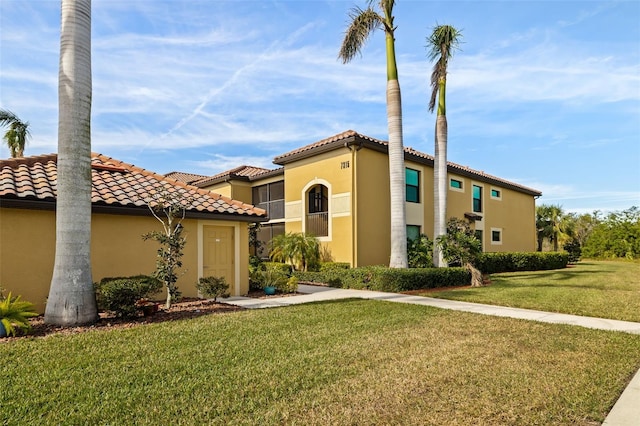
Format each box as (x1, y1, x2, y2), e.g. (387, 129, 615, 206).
(1, 0, 639, 214)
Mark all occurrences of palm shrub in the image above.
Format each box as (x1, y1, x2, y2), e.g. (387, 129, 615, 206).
(269, 232, 320, 271)
(436, 218, 483, 287)
(0, 293, 38, 337)
(196, 276, 230, 301)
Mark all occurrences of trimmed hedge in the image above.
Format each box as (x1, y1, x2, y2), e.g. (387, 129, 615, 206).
(319, 262, 351, 272)
(95, 275, 162, 318)
(295, 265, 470, 293)
(477, 252, 569, 274)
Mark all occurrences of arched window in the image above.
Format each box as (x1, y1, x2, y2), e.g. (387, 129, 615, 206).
(306, 184, 328, 237)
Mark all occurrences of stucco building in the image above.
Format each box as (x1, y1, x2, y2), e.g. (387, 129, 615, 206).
(170, 130, 541, 267)
(0, 153, 266, 312)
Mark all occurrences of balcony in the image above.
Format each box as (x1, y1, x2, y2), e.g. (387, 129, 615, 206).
(306, 211, 328, 237)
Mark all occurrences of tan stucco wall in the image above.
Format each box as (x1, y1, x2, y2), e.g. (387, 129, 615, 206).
(201, 182, 232, 198)
(283, 149, 354, 265)
(0, 207, 249, 313)
(354, 148, 391, 266)
(445, 174, 537, 252)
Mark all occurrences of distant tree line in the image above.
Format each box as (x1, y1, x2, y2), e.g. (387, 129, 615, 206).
(536, 204, 640, 260)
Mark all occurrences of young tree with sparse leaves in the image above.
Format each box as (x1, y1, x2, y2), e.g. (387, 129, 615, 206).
(143, 191, 191, 309)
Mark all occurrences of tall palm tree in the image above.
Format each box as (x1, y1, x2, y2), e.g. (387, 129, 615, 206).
(427, 24, 461, 267)
(0, 109, 30, 158)
(45, 0, 98, 326)
(339, 0, 407, 268)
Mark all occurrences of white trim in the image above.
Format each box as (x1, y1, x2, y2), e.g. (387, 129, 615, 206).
(490, 227, 503, 245)
(302, 178, 332, 242)
(490, 187, 502, 200)
(449, 177, 464, 193)
(332, 212, 350, 218)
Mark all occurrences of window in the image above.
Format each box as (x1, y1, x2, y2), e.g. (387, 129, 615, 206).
(252, 181, 284, 219)
(254, 223, 285, 259)
(450, 179, 463, 190)
(306, 184, 328, 237)
(406, 168, 420, 203)
(490, 188, 501, 199)
(491, 228, 502, 245)
(473, 185, 482, 213)
(406, 225, 421, 241)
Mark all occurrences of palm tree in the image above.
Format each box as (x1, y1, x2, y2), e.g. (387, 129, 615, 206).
(339, 0, 407, 268)
(0, 109, 30, 158)
(427, 24, 461, 267)
(45, 0, 98, 326)
(536, 204, 565, 251)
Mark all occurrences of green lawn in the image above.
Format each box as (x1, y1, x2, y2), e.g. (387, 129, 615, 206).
(425, 260, 640, 322)
(2, 299, 640, 425)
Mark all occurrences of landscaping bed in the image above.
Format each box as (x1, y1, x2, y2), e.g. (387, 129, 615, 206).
(4, 298, 243, 341)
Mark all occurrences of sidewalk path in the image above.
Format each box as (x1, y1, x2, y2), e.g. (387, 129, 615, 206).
(222, 284, 640, 425)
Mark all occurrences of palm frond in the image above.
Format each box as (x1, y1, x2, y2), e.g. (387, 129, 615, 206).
(1, 108, 31, 157)
(0, 109, 21, 127)
(338, 6, 383, 64)
(426, 25, 462, 113)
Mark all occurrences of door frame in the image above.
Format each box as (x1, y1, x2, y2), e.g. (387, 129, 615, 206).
(197, 221, 241, 296)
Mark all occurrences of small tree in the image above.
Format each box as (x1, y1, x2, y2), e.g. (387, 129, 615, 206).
(143, 191, 191, 309)
(436, 218, 483, 287)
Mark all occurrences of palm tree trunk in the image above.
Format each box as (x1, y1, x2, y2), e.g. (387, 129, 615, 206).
(385, 29, 407, 269)
(387, 78, 408, 268)
(433, 114, 448, 267)
(45, 0, 97, 326)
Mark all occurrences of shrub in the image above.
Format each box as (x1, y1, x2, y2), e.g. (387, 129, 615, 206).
(477, 252, 569, 274)
(319, 262, 351, 272)
(407, 234, 434, 268)
(295, 266, 470, 292)
(251, 263, 296, 293)
(196, 276, 230, 301)
(0, 293, 38, 337)
(95, 275, 162, 318)
(563, 240, 582, 264)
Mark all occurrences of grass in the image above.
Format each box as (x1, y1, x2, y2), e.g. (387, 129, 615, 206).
(2, 299, 640, 425)
(424, 260, 640, 322)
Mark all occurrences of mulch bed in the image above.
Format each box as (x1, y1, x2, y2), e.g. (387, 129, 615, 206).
(2, 298, 242, 342)
(3, 291, 305, 342)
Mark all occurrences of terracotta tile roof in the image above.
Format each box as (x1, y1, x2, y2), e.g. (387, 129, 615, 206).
(193, 165, 284, 188)
(273, 130, 542, 196)
(273, 130, 384, 163)
(0, 153, 267, 220)
(164, 171, 209, 185)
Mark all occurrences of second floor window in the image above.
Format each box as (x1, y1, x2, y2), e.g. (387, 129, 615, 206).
(406, 168, 420, 203)
(473, 185, 482, 213)
(252, 181, 284, 219)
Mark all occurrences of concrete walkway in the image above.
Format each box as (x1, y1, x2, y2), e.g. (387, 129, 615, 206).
(222, 284, 640, 425)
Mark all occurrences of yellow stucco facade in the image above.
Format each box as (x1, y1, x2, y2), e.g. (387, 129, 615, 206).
(203, 133, 539, 267)
(0, 207, 250, 313)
